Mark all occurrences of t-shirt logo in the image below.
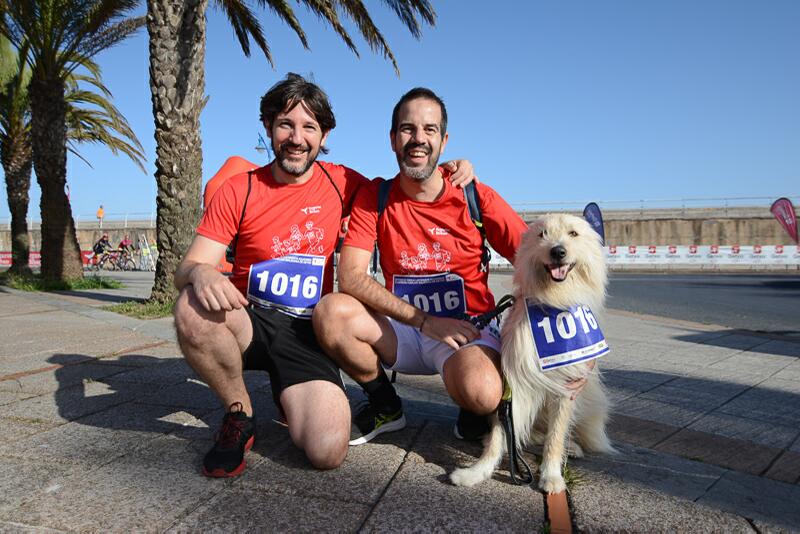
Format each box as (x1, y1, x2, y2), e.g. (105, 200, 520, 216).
(271, 221, 325, 257)
(399, 242, 452, 272)
(300, 206, 321, 215)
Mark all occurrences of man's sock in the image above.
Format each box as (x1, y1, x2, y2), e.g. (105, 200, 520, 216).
(359, 370, 401, 413)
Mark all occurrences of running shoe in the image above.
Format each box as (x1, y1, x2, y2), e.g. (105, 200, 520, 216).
(453, 408, 490, 441)
(202, 402, 255, 477)
(349, 402, 406, 446)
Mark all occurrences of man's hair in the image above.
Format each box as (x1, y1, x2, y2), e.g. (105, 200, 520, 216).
(259, 73, 336, 134)
(390, 87, 447, 137)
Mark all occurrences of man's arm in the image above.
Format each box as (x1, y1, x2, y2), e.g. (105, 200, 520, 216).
(337, 245, 479, 350)
(174, 235, 248, 312)
(440, 160, 477, 188)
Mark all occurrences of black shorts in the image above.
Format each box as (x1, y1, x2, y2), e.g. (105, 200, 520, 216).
(243, 306, 344, 405)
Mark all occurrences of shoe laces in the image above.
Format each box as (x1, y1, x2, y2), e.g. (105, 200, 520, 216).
(216, 402, 248, 448)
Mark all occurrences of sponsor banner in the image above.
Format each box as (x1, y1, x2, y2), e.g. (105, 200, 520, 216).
(770, 198, 798, 243)
(582, 202, 605, 245)
(605, 245, 800, 265)
(1, 251, 95, 267)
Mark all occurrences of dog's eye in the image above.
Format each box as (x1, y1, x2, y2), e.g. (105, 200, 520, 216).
(569, 230, 578, 237)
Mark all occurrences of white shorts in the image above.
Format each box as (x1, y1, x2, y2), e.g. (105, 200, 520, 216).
(385, 318, 501, 376)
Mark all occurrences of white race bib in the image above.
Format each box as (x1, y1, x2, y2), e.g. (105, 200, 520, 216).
(526, 301, 609, 372)
(392, 273, 466, 318)
(247, 254, 325, 318)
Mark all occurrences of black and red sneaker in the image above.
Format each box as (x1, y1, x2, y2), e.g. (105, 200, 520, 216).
(202, 402, 255, 478)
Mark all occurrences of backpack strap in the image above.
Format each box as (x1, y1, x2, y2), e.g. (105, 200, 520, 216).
(463, 182, 491, 273)
(226, 170, 254, 266)
(372, 178, 394, 276)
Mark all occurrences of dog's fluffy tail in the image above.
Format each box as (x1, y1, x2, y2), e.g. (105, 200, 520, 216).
(449, 414, 505, 487)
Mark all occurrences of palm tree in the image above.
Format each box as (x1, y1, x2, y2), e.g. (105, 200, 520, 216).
(0, 0, 144, 281)
(147, 0, 436, 302)
(1, 36, 145, 275)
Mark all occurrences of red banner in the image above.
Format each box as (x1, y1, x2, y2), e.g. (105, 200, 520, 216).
(0, 251, 93, 267)
(770, 198, 798, 243)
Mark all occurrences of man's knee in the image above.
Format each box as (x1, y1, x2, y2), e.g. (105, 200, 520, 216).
(313, 293, 363, 343)
(305, 435, 348, 470)
(447, 362, 503, 414)
(174, 287, 229, 350)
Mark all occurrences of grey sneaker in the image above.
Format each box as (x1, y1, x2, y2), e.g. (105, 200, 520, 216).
(349, 402, 406, 446)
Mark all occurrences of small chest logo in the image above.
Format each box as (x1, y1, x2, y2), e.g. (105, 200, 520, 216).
(301, 206, 321, 215)
(427, 226, 449, 236)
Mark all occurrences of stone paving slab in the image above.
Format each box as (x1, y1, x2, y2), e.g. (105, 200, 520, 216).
(613, 395, 705, 427)
(607, 413, 677, 448)
(688, 411, 800, 449)
(0, 292, 59, 316)
(654, 427, 781, 476)
(1, 461, 223, 532)
(362, 457, 544, 532)
(0, 416, 58, 445)
(0, 379, 163, 424)
(764, 450, 800, 485)
(0, 360, 130, 395)
(698, 470, 800, 531)
(168, 487, 371, 533)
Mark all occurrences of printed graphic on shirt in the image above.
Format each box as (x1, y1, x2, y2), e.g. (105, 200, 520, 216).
(247, 254, 326, 318)
(525, 301, 609, 372)
(270, 221, 325, 257)
(393, 273, 466, 318)
(399, 241, 452, 273)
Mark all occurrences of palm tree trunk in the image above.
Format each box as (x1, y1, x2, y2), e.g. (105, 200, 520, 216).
(146, 0, 207, 303)
(1, 137, 33, 275)
(28, 75, 83, 281)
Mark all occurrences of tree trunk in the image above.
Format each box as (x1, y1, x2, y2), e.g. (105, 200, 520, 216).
(28, 75, 83, 281)
(146, 0, 207, 303)
(1, 135, 33, 275)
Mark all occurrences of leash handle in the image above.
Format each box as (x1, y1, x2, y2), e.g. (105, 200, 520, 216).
(459, 294, 516, 330)
(498, 399, 533, 485)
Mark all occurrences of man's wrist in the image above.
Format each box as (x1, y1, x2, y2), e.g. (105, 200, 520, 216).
(417, 313, 429, 333)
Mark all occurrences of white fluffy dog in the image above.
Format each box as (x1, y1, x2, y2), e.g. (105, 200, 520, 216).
(450, 213, 615, 493)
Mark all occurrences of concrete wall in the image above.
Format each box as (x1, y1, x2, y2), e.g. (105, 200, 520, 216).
(1, 205, 796, 252)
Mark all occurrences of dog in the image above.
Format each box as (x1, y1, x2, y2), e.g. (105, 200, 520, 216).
(450, 213, 615, 493)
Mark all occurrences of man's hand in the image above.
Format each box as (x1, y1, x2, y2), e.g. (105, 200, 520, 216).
(420, 314, 480, 350)
(565, 360, 596, 400)
(189, 264, 248, 312)
(442, 160, 479, 188)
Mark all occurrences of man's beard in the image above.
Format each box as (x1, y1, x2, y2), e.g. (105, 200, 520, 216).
(397, 142, 440, 181)
(274, 141, 319, 176)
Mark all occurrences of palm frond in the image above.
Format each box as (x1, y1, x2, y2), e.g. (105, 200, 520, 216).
(74, 16, 145, 67)
(297, 0, 359, 57)
(256, 0, 310, 49)
(377, 0, 435, 38)
(332, 0, 398, 74)
(215, 0, 273, 63)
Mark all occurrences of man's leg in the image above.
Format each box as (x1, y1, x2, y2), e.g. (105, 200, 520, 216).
(280, 380, 350, 469)
(313, 293, 405, 444)
(174, 286, 254, 414)
(174, 286, 256, 477)
(441, 345, 503, 414)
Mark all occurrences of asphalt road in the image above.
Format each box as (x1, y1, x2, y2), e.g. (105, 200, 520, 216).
(606, 273, 800, 335)
(490, 272, 800, 335)
(96, 270, 800, 336)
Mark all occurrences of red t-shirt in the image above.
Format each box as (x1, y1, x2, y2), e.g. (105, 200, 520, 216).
(345, 170, 527, 315)
(197, 161, 367, 297)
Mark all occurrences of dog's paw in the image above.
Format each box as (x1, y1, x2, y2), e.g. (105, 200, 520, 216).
(566, 439, 585, 458)
(538, 474, 566, 494)
(450, 467, 486, 487)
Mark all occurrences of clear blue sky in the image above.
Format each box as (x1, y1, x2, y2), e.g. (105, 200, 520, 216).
(2, 0, 799, 222)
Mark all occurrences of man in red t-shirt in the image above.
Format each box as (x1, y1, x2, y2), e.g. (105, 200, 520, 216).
(313, 88, 528, 445)
(173, 74, 475, 477)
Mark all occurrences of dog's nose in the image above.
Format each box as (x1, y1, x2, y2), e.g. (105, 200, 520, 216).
(550, 245, 567, 261)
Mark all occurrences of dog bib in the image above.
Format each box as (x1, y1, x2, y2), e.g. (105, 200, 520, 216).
(393, 273, 466, 318)
(525, 301, 609, 371)
(247, 254, 325, 318)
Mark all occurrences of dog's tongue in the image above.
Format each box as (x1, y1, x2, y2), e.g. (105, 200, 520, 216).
(549, 264, 570, 281)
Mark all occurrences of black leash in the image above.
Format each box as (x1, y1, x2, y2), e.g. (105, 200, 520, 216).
(459, 294, 516, 330)
(498, 382, 533, 485)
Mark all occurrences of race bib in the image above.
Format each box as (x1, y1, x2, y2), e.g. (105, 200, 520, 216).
(393, 273, 466, 317)
(526, 301, 609, 372)
(247, 254, 325, 318)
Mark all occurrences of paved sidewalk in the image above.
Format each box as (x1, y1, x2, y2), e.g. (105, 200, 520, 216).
(0, 274, 798, 532)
